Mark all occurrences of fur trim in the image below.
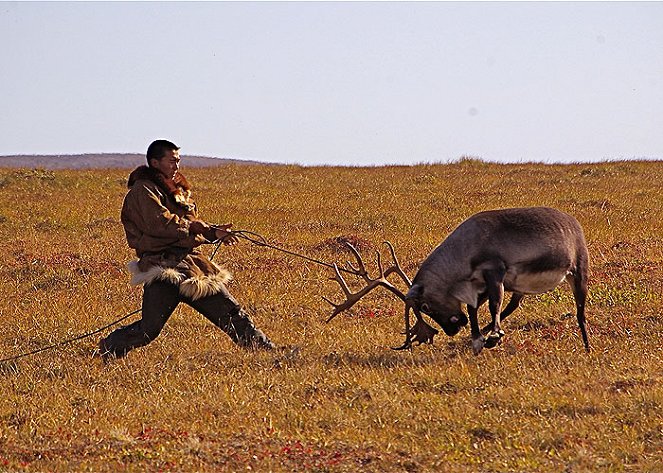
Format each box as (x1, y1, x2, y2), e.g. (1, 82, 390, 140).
(127, 260, 232, 301)
(128, 166, 194, 212)
(179, 272, 233, 300)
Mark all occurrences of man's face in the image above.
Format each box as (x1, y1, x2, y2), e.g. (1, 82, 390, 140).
(150, 149, 180, 179)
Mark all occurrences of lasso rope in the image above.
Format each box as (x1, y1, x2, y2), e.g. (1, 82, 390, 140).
(0, 309, 140, 364)
(0, 229, 357, 364)
(211, 228, 362, 275)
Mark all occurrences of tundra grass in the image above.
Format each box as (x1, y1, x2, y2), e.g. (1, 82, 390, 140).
(0, 160, 661, 472)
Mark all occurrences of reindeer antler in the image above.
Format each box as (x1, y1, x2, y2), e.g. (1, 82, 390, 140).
(382, 241, 412, 286)
(324, 240, 440, 350)
(323, 241, 410, 322)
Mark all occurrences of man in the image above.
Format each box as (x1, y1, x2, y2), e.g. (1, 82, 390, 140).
(99, 139, 274, 358)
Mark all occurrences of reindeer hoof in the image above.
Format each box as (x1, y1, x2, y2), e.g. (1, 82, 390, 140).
(472, 336, 486, 355)
(391, 341, 412, 351)
(484, 330, 505, 349)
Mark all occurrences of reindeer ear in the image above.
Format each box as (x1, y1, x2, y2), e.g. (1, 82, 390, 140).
(450, 281, 480, 308)
(406, 283, 423, 302)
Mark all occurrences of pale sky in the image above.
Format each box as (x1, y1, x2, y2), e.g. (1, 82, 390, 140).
(1, 1, 661, 166)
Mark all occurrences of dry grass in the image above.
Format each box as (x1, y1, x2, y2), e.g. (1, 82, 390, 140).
(0, 160, 661, 472)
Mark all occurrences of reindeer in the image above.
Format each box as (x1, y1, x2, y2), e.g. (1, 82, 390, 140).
(325, 207, 590, 355)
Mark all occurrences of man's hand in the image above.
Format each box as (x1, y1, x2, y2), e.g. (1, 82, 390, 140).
(189, 220, 211, 235)
(213, 223, 239, 245)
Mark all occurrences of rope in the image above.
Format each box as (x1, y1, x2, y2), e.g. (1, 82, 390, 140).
(211, 228, 362, 276)
(0, 309, 140, 364)
(2, 228, 354, 363)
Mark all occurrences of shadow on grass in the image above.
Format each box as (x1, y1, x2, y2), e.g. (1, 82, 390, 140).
(322, 347, 459, 369)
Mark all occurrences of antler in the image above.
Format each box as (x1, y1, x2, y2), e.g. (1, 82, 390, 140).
(392, 305, 439, 351)
(323, 241, 410, 322)
(323, 240, 440, 350)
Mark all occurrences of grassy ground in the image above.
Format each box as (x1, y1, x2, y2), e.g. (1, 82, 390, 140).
(0, 160, 661, 472)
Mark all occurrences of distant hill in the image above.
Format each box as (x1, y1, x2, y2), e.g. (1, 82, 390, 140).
(0, 153, 269, 170)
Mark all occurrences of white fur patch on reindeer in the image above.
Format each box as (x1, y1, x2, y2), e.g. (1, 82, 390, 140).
(504, 269, 568, 294)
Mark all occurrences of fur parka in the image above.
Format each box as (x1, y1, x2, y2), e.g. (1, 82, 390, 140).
(121, 166, 231, 300)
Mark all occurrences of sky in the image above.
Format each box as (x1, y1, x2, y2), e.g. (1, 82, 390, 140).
(1, 1, 662, 166)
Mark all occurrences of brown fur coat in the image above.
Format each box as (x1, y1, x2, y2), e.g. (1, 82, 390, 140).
(121, 166, 231, 300)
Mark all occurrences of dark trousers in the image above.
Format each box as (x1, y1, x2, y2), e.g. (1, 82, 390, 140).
(102, 280, 273, 357)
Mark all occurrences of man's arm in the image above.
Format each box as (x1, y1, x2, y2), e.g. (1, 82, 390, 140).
(122, 183, 216, 249)
(122, 182, 236, 252)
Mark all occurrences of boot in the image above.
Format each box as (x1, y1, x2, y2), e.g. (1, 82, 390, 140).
(227, 310, 275, 350)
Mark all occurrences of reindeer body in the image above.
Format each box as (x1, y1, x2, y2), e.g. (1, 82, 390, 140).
(408, 207, 589, 354)
(325, 207, 590, 355)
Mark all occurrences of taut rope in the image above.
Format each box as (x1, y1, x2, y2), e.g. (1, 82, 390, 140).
(211, 228, 361, 276)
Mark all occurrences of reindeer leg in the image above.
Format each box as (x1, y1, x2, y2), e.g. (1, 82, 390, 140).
(483, 266, 506, 349)
(467, 304, 485, 355)
(481, 293, 524, 335)
(568, 271, 590, 352)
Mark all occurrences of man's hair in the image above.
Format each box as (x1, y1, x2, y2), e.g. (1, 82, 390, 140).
(146, 139, 180, 165)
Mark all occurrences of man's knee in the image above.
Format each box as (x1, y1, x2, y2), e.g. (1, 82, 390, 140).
(100, 319, 162, 357)
(143, 313, 175, 339)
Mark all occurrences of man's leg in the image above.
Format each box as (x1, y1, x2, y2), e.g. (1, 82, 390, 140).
(186, 286, 274, 349)
(100, 280, 181, 357)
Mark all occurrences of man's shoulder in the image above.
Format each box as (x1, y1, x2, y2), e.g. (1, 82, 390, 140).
(126, 166, 160, 190)
(126, 175, 161, 195)
(122, 179, 163, 212)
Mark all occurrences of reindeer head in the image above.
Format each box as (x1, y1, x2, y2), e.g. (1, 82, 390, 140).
(405, 283, 468, 337)
(324, 241, 442, 350)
